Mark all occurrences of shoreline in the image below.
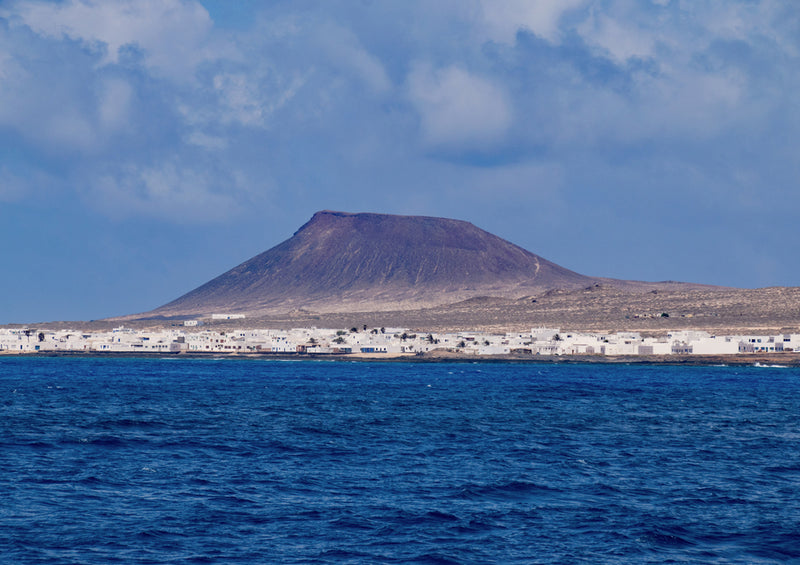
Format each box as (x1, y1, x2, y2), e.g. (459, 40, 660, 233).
(4, 350, 800, 367)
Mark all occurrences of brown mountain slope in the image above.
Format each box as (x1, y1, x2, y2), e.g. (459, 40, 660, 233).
(141, 210, 716, 318)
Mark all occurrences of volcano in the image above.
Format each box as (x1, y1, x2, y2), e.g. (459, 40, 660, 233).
(146, 210, 702, 318)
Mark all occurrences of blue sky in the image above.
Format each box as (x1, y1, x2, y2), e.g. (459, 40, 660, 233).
(1, 0, 798, 323)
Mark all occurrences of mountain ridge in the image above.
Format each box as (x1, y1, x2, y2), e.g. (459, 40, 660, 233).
(134, 210, 718, 319)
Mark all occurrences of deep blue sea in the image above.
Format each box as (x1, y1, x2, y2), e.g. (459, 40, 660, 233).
(2, 358, 800, 564)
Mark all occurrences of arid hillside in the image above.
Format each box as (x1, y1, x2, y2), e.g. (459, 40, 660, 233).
(129, 211, 716, 320)
(214, 285, 800, 336)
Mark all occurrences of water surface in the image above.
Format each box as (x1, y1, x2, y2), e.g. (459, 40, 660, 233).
(2, 358, 799, 563)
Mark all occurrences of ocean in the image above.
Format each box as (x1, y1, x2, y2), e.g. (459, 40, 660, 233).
(2, 357, 799, 564)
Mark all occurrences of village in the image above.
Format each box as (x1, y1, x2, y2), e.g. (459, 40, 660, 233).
(1, 322, 799, 358)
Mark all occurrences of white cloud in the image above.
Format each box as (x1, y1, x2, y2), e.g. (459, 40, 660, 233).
(577, 12, 656, 63)
(185, 131, 227, 150)
(89, 161, 253, 223)
(48, 113, 97, 150)
(97, 78, 133, 131)
(408, 64, 512, 151)
(212, 73, 268, 127)
(478, 0, 589, 44)
(316, 22, 391, 94)
(5, 0, 215, 80)
(0, 0, 797, 236)
(211, 70, 308, 128)
(653, 70, 745, 137)
(0, 35, 131, 153)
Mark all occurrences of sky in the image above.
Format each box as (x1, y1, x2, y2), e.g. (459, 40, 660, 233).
(1, 0, 799, 323)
